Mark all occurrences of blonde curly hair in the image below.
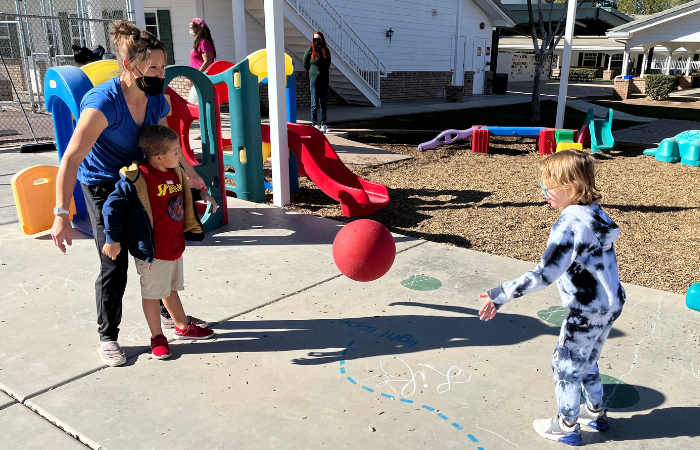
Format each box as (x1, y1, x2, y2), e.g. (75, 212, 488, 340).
(540, 150, 602, 205)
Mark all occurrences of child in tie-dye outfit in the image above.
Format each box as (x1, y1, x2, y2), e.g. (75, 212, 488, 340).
(479, 150, 625, 446)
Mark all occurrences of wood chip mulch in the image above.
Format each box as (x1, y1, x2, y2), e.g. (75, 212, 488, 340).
(263, 134, 700, 295)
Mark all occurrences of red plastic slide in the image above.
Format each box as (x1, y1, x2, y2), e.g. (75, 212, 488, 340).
(261, 123, 389, 217)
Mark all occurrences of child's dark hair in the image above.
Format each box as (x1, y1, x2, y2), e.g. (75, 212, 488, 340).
(139, 125, 179, 159)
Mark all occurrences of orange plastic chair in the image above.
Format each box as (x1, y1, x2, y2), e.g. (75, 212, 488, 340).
(12, 166, 75, 235)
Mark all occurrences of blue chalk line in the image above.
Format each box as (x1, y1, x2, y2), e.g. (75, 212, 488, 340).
(339, 339, 483, 447)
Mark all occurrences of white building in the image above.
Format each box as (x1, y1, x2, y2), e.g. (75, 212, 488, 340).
(140, 0, 516, 105)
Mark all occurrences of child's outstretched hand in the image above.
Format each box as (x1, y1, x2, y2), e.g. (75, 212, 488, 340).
(102, 242, 121, 260)
(199, 190, 218, 213)
(478, 293, 498, 321)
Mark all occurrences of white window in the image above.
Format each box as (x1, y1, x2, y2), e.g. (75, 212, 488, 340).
(582, 53, 598, 67)
(610, 53, 623, 68)
(144, 12, 159, 38)
(0, 22, 12, 58)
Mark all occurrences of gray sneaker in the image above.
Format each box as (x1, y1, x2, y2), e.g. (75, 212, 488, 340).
(161, 315, 209, 329)
(577, 404, 609, 431)
(533, 415, 581, 446)
(98, 341, 126, 367)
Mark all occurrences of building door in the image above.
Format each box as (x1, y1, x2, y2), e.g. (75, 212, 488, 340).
(473, 37, 486, 95)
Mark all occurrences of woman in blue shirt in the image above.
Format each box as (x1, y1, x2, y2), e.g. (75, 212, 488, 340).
(51, 21, 206, 367)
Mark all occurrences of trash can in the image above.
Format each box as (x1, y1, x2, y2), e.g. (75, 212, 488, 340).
(493, 73, 508, 95)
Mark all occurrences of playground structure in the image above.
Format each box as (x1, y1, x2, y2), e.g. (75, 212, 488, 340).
(263, 123, 390, 217)
(417, 108, 615, 156)
(11, 166, 77, 235)
(32, 52, 389, 237)
(643, 130, 700, 166)
(43, 60, 227, 236)
(688, 283, 700, 312)
(418, 126, 546, 154)
(577, 108, 614, 154)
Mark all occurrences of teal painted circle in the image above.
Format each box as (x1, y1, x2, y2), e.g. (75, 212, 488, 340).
(400, 275, 442, 291)
(581, 374, 640, 409)
(537, 306, 569, 326)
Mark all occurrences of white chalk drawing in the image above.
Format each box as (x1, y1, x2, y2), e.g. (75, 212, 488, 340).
(475, 425, 520, 447)
(370, 356, 473, 397)
(681, 361, 700, 380)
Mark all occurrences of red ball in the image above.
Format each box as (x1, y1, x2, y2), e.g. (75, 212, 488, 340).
(333, 219, 396, 282)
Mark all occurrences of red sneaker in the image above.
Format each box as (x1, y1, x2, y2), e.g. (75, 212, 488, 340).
(174, 323, 214, 340)
(150, 334, 171, 359)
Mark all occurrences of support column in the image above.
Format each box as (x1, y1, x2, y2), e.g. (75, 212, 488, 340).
(232, 0, 247, 63)
(665, 54, 672, 75)
(685, 55, 693, 76)
(621, 49, 630, 77)
(641, 53, 647, 76)
(556, 54, 560, 69)
(646, 47, 654, 74)
(555, 0, 577, 129)
(131, 0, 146, 29)
(490, 27, 500, 74)
(607, 53, 613, 71)
(265, 0, 290, 206)
(452, 0, 463, 86)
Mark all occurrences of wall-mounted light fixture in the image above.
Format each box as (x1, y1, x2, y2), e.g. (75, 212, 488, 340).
(386, 28, 394, 43)
(432, 9, 438, 16)
(480, 22, 486, 29)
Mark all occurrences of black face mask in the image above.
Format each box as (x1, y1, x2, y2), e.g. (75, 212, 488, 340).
(134, 67, 165, 97)
(313, 38, 322, 47)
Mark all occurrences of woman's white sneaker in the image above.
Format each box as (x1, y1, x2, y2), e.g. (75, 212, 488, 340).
(98, 341, 126, 367)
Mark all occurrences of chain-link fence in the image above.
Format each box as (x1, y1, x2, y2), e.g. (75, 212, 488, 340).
(0, 0, 133, 148)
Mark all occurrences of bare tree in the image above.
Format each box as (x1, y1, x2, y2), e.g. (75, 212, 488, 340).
(526, 0, 582, 122)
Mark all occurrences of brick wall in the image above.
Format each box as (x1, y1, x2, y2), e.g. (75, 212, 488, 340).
(613, 79, 631, 100)
(464, 71, 474, 96)
(613, 78, 645, 100)
(483, 71, 493, 95)
(379, 71, 452, 101)
(678, 76, 694, 90)
(169, 76, 192, 99)
(0, 59, 26, 92)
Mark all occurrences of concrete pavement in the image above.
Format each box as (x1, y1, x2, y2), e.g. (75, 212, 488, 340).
(1, 150, 700, 449)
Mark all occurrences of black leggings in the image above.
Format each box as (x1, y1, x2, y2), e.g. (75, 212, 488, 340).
(82, 182, 129, 342)
(82, 182, 169, 341)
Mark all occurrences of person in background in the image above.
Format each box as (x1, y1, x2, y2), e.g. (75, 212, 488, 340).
(303, 31, 331, 133)
(187, 18, 217, 105)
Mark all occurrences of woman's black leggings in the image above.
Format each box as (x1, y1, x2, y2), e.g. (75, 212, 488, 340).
(82, 182, 169, 340)
(82, 182, 129, 342)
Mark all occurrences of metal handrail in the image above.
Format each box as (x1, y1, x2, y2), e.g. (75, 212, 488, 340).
(286, 0, 385, 97)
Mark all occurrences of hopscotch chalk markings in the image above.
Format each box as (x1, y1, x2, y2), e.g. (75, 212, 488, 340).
(339, 340, 484, 447)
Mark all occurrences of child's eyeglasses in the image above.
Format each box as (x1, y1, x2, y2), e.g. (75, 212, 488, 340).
(540, 181, 560, 198)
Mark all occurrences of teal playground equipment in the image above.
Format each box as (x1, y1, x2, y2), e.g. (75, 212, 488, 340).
(687, 283, 700, 312)
(578, 108, 614, 154)
(643, 130, 700, 167)
(162, 65, 226, 232)
(205, 49, 299, 198)
(43, 61, 227, 236)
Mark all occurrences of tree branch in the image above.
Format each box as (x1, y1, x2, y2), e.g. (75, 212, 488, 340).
(526, 0, 540, 54)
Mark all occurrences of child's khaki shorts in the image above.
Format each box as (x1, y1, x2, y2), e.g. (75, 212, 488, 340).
(134, 257, 184, 300)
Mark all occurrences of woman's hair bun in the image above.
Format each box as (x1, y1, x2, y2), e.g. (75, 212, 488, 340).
(111, 20, 139, 39)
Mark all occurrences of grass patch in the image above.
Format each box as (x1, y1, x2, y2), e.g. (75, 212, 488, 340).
(333, 100, 643, 132)
(593, 100, 700, 121)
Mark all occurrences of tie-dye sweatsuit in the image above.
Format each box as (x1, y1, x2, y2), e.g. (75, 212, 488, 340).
(487, 203, 625, 422)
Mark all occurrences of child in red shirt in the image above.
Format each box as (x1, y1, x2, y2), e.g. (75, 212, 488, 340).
(102, 125, 216, 359)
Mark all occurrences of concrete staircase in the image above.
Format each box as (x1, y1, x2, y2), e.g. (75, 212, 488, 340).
(244, 0, 385, 106)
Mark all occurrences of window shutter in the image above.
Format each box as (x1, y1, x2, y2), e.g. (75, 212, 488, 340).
(156, 10, 175, 65)
(596, 53, 603, 67)
(8, 23, 21, 59)
(577, 53, 583, 67)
